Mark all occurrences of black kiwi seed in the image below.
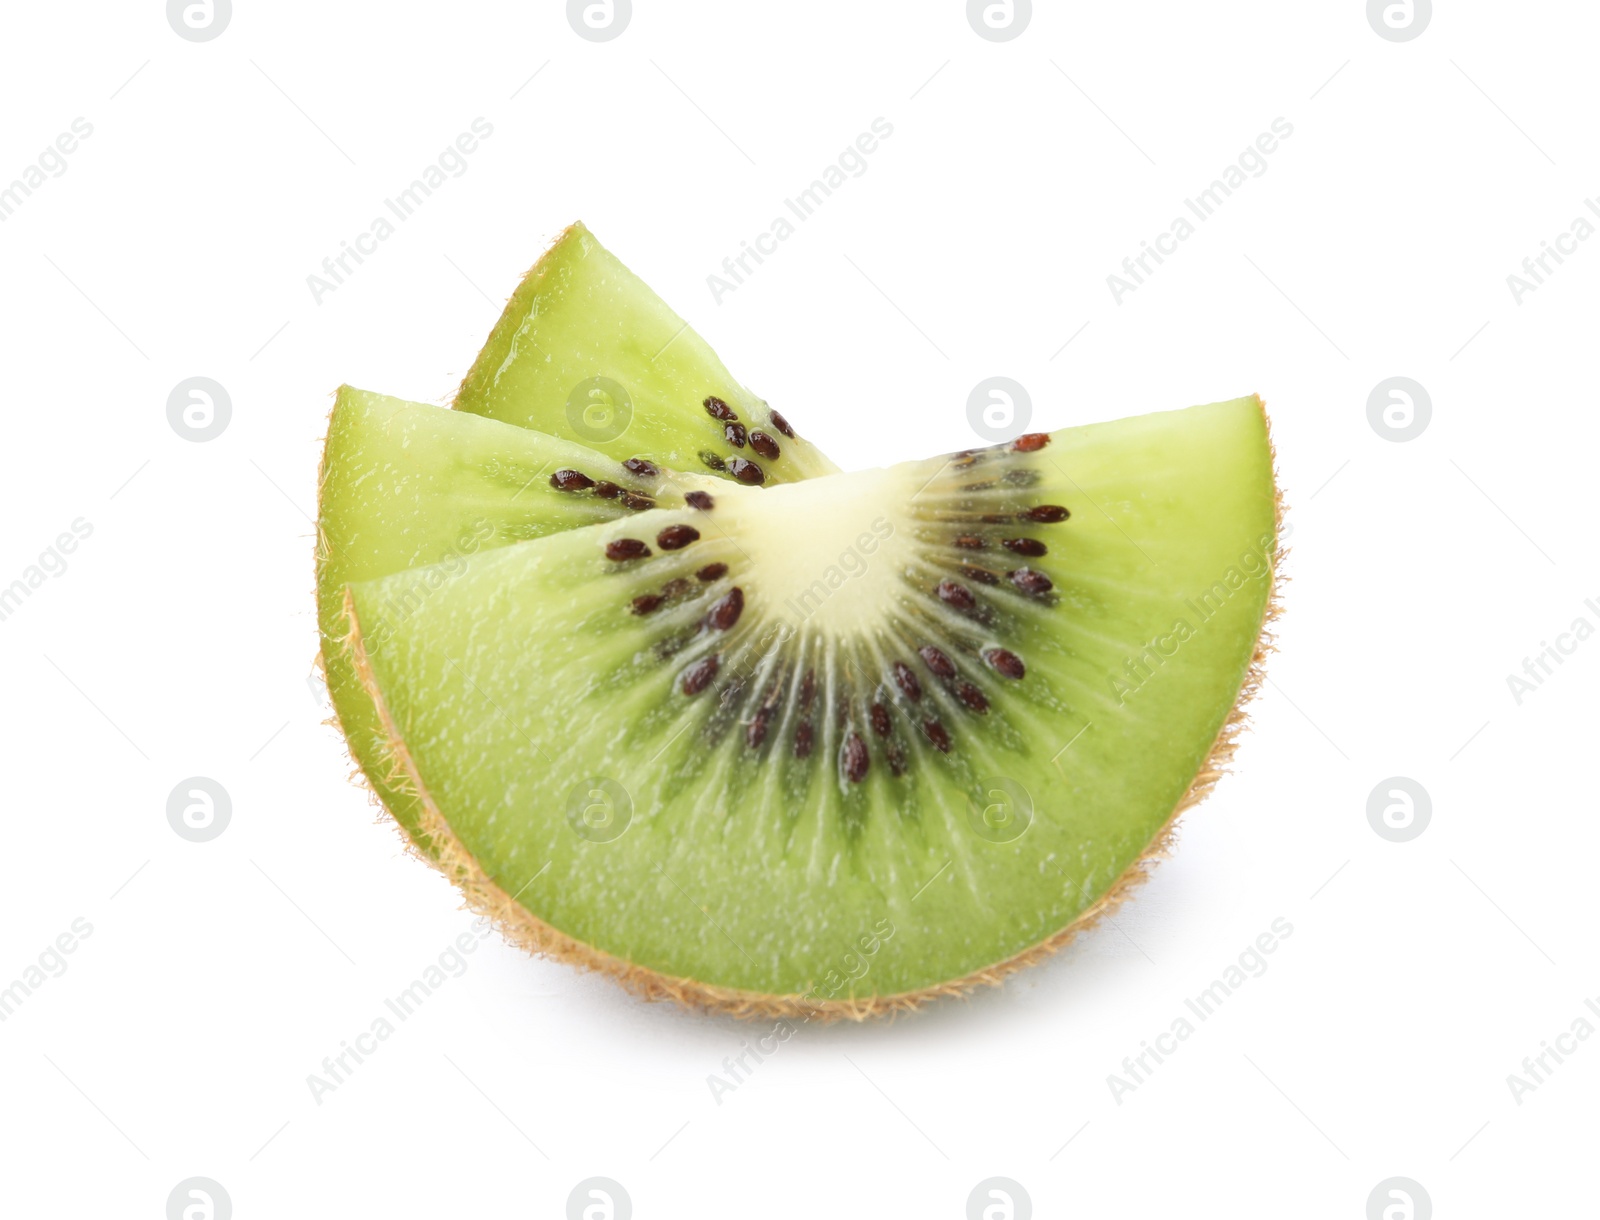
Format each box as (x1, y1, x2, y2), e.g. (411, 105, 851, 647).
(685, 490, 714, 511)
(662, 578, 692, 599)
(893, 661, 922, 702)
(704, 395, 738, 421)
(631, 594, 663, 616)
(727, 458, 765, 485)
(593, 480, 622, 499)
(606, 538, 650, 561)
(696, 562, 729, 582)
(621, 492, 656, 511)
(749, 431, 781, 460)
(1024, 504, 1071, 523)
(724, 422, 747, 448)
(842, 733, 869, 783)
(1012, 432, 1051, 452)
(919, 645, 956, 679)
(700, 451, 726, 472)
(681, 655, 720, 696)
(936, 580, 977, 612)
(769, 410, 795, 438)
(794, 721, 814, 758)
(551, 468, 594, 491)
(1009, 567, 1053, 595)
(953, 535, 986, 550)
(706, 587, 744, 631)
(656, 524, 700, 550)
(956, 682, 989, 714)
(623, 458, 659, 477)
(747, 707, 771, 749)
(923, 719, 952, 753)
(1002, 538, 1047, 557)
(799, 669, 816, 711)
(870, 703, 891, 737)
(983, 647, 1026, 679)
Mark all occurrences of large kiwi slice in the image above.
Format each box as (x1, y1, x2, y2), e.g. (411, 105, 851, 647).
(454, 222, 838, 484)
(340, 396, 1281, 1017)
(316, 385, 720, 847)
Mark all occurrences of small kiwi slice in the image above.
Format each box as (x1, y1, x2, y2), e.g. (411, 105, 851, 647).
(340, 396, 1281, 1017)
(316, 385, 720, 848)
(454, 222, 838, 484)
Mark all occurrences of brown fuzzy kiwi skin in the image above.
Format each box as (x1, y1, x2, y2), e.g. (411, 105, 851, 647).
(335, 397, 1287, 1024)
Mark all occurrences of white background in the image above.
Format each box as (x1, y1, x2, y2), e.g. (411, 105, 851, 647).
(1, 1, 1594, 1216)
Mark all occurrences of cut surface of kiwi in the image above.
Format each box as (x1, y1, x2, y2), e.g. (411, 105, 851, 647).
(342, 396, 1280, 1016)
(454, 222, 838, 484)
(316, 385, 721, 846)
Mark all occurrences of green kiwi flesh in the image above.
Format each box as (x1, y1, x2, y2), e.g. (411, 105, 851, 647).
(454, 222, 838, 485)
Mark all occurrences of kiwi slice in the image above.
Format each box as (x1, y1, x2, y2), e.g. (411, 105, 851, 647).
(316, 385, 721, 847)
(339, 396, 1281, 1017)
(453, 222, 838, 484)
